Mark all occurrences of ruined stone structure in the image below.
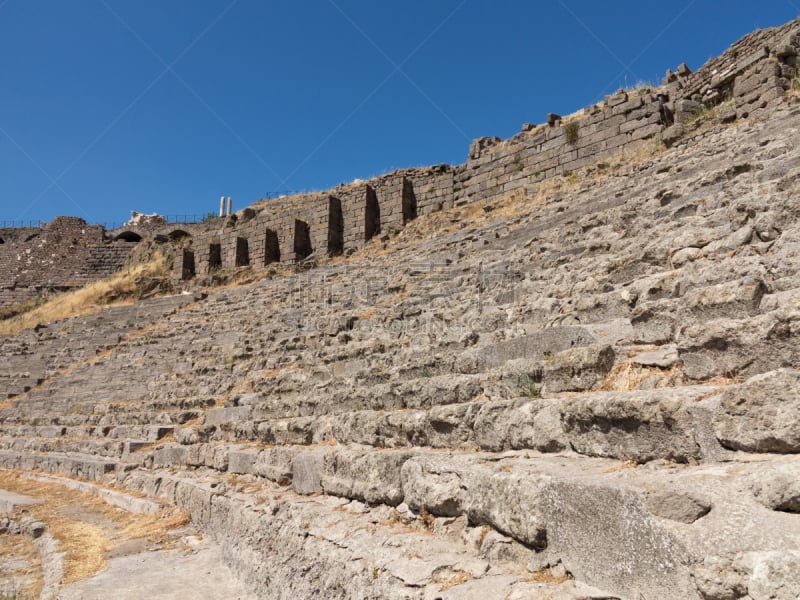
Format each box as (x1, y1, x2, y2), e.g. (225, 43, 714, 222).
(1, 18, 800, 600)
(0, 217, 125, 307)
(3, 19, 797, 309)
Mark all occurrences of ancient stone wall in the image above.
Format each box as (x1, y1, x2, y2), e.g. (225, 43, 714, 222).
(0, 217, 125, 308)
(171, 18, 797, 279)
(668, 18, 799, 106)
(2, 18, 799, 299)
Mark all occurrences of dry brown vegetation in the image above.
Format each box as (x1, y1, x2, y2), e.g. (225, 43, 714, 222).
(0, 529, 41, 599)
(0, 254, 171, 335)
(598, 362, 684, 392)
(437, 568, 472, 591)
(524, 566, 572, 584)
(0, 471, 189, 585)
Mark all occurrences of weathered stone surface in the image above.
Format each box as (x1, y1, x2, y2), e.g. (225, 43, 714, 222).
(679, 311, 800, 380)
(542, 344, 615, 394)
(741, 551, 800, 600)
(456, 326, 597, 373)
(320, 447, 414, 506)
(402, 454, 549, 548)
(751, 462, 800, 513)
(538, 387, 714, 463)
(291, 449, 327, 494)
(1, 19, 800, 600)
(630, 344, 679, 368)
(643, 488, 711, 523)
(0, 488, 42, 512)
(540, 479, 698, 600)
(715, 369, 800, 453)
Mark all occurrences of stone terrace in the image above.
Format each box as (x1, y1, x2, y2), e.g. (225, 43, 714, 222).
(3, 20, 798, 314)
(1, 98, 800, 597)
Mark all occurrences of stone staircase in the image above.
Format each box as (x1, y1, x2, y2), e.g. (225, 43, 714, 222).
(72, 242, 138, 282)
(1, 106, 800, 598)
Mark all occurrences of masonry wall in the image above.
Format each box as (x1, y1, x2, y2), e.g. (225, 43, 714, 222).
(0, 217, 132, 308)
(3, 18, 799, 302)
(453, 90, 671, 207)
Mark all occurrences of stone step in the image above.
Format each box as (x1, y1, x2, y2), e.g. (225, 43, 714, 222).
(677, 309, 800, 380)
(212, 373, 489, 422)
(121, 449, 800, 600)
(2, 410, 199, 428)
(8, 391, 212, 414)
(119, 468, 615, 600)
(0, 450, 129, 481)
(0, 436, 126, 459)
(185, 383, 730, 463)
(0, 423, 172, 442)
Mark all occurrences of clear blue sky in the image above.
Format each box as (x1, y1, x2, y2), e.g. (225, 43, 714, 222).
(1, 1, 797, 226)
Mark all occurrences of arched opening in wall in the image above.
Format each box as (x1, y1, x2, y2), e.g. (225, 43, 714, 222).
(402, 178, 418, 224)
(264, 229, 280, 264)
(364, 186, 381, 242)
(293, 219, 312, 261)
(24, 233, 40, 242)
(208, 242, 222, 272)
(235, 237, 250, 267)
(168, 230, 191, 242)
(0, 236, 4, 244)
(181, 249, 196, 280)
(327, 196, 344, 257)
(116, 231, 142, 242)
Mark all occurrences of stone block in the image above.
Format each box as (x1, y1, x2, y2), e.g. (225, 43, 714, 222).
(715, 369, 800, 453)
(542, 344, 615, 394)
(291, 449, 330, 494)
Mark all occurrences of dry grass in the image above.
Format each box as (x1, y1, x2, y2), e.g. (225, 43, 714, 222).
(0, 254, 170, 335)
(52, 520, 111, 583)
(0, 295, 46, 322)
(418, 507, 436, 530)
(524, 566, 572, 584)
(353, 306, 378, 320)
(0, 471, 189, 585)
(437, 569, 471, 591)
(605, 459, 640, 473)
(704, 373, 743, 386)
(0, 530, 41, 599)
(598, 362, 683, 392)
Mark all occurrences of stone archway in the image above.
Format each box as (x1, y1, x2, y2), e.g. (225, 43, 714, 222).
(116, 231, 142, 242)
(168, 230, 192, 242)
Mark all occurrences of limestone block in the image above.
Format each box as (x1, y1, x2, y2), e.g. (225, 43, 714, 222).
(542, 344, 615, 394)
(291, 449, 330, 495)
(400, 455, 548, 549)
(715, 369, 800, 453)
(751, 462, 800, 512)
(320, 448, 414, 506)
(542, 388, 712, 462)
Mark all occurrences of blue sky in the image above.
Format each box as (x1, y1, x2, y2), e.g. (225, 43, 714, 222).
(0, 1, 797, 227)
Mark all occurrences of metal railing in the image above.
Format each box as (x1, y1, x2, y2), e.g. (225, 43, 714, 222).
(1, 214, 211, 231)
(101, 214, 210, 230)
(0, 220, 43, 228)
(262, 191, 306, 200)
